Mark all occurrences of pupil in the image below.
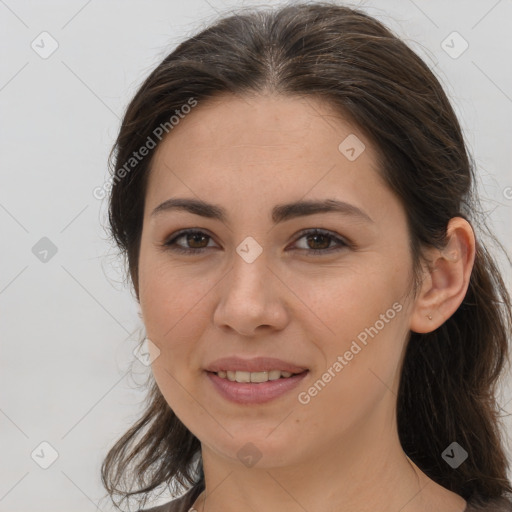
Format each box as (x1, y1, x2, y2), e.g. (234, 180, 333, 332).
(308, 234, 330, 250)
(188, 233, 207, 248)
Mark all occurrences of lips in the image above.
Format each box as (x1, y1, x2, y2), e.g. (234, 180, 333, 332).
(206, 369, 309, 404)
(205, 356, 308, 374)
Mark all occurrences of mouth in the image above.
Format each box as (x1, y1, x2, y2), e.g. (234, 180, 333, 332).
(206, 369, 308, 383)
(205, 369, 310, 404)
(204, 356, 309, 403)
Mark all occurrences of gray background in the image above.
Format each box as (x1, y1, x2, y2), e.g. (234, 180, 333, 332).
(1, 0, 511, 510)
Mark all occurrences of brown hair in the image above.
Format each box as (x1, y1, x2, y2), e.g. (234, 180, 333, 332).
(101, 2, 512, 510)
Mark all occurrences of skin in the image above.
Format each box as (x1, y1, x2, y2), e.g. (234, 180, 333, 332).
(137, 92, 475, 512)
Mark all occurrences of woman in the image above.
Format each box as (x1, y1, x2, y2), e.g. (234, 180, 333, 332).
(101, 2, 512, 511)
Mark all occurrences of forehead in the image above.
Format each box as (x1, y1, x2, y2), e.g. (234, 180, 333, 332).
(154, 92, 368, 153)
(148, 92, 381, 181)
(144, 92, 397, 225)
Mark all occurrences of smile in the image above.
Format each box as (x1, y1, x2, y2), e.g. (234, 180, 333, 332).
(206, 370, 309, 404)
(214, 369, 299, 382)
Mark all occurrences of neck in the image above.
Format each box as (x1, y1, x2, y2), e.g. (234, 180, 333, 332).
(193, 394, 467, 512)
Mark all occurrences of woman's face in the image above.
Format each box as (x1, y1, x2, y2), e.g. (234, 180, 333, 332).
(138, 92, 418, 467)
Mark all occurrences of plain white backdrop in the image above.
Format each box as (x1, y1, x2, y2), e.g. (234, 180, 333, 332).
(1, 1, 511, 510)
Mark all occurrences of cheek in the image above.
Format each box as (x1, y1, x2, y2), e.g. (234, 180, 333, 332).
(299, 262, 409, 393)
(302, 263, 406, 338)
(296, 294, 407, 434)
(138, 258, 212, 359)
(139, 263, 210, 414)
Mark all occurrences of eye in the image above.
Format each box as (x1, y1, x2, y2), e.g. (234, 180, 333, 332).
(163, 229, 217, 254)
(291, 228, 350, 254)
(162, 228, 351, 255)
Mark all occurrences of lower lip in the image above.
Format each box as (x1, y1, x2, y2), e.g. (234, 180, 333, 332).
(206, 371, 309, 404)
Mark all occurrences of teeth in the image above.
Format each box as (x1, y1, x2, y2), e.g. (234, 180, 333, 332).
(216, 370, 298, 383)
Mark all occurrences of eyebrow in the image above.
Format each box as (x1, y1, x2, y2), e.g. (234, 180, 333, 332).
(151, 197, 373, 224)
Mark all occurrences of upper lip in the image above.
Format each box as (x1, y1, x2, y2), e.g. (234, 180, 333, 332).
(205, 357, 308, 374)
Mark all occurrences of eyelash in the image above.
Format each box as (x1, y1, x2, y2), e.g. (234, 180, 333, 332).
(162, 228, 351, 255)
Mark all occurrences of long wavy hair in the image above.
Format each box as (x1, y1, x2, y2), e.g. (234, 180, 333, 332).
(101, 2, 512, 510)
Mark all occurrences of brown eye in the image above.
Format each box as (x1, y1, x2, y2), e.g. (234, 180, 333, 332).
(305, 233, 332, 250)
(184, 232, 210, 249)
(293, 229, 349, 254)
(163, 228, 351, 256)
(164, 230, 216, 254)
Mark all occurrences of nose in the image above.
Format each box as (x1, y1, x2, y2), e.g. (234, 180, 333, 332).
(213, 249, 289, 336)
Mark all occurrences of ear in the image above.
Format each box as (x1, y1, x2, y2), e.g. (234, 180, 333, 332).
(410, 217, 476, 334)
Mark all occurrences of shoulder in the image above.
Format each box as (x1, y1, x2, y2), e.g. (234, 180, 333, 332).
(465, 496, 512, 511)
(138, 486, 201, 512)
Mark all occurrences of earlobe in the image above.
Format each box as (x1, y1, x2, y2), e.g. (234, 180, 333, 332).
(410, 217, 476, 334)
